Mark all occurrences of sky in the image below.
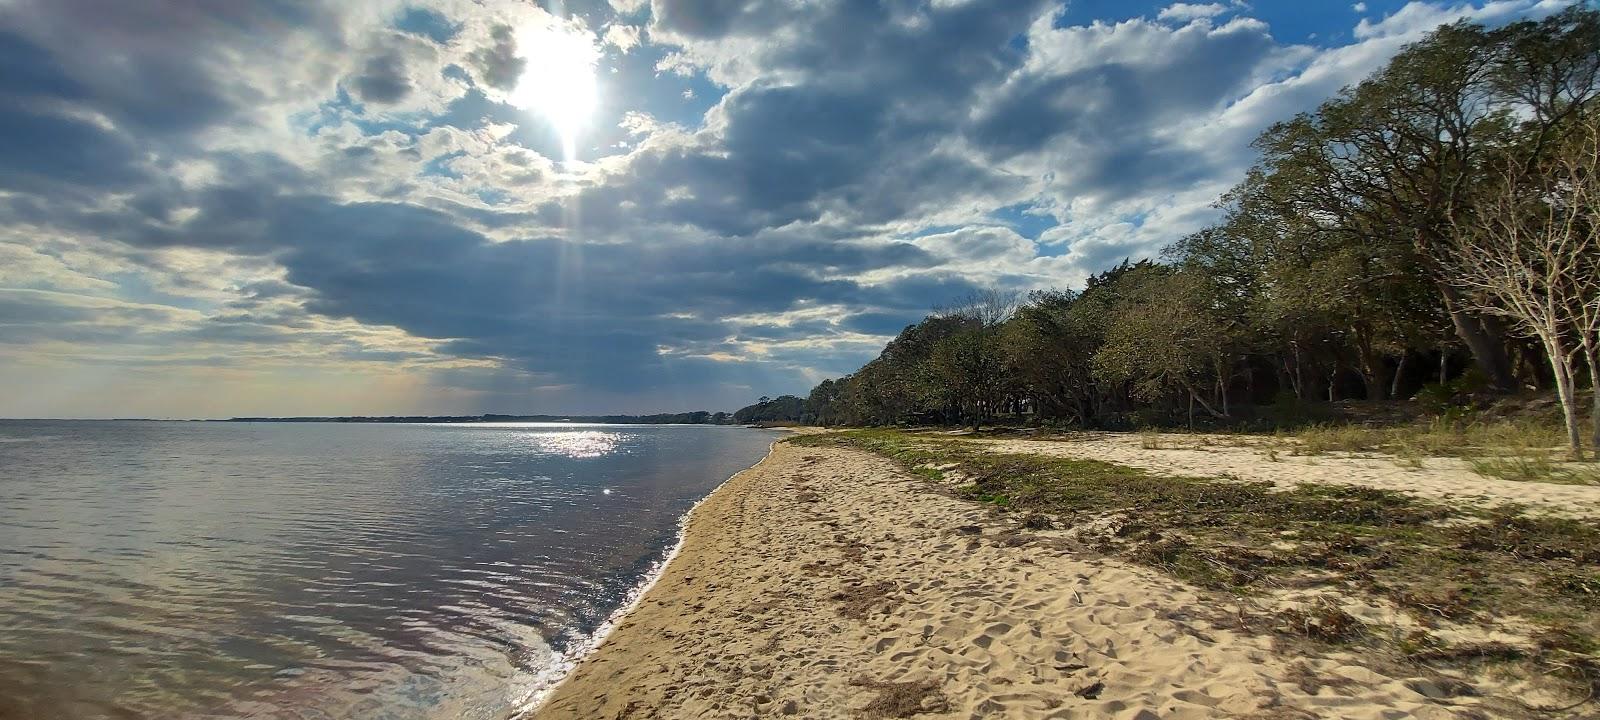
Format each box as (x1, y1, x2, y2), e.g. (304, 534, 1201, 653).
(0, 0, 1576, 418)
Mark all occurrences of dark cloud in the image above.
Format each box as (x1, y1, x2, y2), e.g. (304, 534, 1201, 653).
(0, 30, 86, 100)
(0, 110, 147, 191)
(580, 0, 1053, 235)
(241, 198, 951, 387)
(469, 24, 525, 91)
(967, 17, 1286, 209)
(351, 52, 413, 104)
(0, 290, 189, 346)
(19, 175, 949, 391)
(0, 30, 151, 194)
(651, 0, 796, 39)
(0, 0, 1561, 414)
(841, 312, 918, 337)
(0, 0, 332, 136)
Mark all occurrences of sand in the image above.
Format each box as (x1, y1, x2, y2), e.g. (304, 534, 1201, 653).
(533, 439, 1498, 719)
(973, 433, 1600, 518)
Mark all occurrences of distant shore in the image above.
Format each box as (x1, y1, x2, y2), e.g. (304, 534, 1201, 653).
(218, 413, 744, 425)
(532, 433, 1590, 718)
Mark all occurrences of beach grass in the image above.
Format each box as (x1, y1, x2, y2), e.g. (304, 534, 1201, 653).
(1466, 455, 1600, 485)
(1281, 416, 1568, 455)
(1252, 415, 1598, 485)
(791, 429, 1600, 707)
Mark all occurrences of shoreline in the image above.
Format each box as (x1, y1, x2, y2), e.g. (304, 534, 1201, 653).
(519, 437, 786, 716)
(530, 436, 1497, 719)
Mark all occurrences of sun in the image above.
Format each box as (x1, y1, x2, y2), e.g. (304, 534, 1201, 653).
(507, 21, 600, 161)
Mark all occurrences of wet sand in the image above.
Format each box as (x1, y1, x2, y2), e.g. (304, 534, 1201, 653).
(534, 438, 1489, 719)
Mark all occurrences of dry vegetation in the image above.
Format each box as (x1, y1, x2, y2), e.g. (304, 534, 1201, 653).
(850, 677, 949, 719)
(1267, 409, 1600, 485)
(794, 430, 1600, 713)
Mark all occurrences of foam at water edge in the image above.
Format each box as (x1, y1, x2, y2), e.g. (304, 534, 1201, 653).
(509, 437, 783, 717)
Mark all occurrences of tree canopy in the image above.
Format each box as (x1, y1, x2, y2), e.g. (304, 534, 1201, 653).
(780, 9, 1600, 456)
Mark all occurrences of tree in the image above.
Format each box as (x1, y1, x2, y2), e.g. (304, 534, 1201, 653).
(1006, 290, 1099, 425)
(1251, 12, 1600, 391)
(804, 378, 844, 426)
(928, 291, 1017, 430)
(1092, 268, 1238, 426)
(1251, 26, 1512, 389)
(863, 314, 972, 424)
(1204, 167, 1447, 401)
(782, 11, 1600, 435)
(1577, 133, 1600, 452)
(1445, 116, 1600, 459)
(733, 395, 805, 424)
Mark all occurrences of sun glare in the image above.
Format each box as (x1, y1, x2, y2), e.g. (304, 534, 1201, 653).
(508, 22, 600, 161)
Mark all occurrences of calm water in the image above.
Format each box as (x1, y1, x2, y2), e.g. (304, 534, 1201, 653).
(0, 421, 779, 720)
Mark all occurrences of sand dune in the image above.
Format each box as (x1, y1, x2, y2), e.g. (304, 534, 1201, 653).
(973, 433, 1600, 518)
(534, 441, 1489, 719)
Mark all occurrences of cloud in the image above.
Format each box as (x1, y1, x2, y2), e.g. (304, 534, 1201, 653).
(1157, 3, 1230, 22)
(469, 24, 526, 91)
(603, 23, 642, 52)
(0, 0, 1577, 416)
(350, 51, 414, 103)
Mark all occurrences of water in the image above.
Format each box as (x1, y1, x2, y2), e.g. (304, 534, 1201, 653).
(0, 421, 780, 719)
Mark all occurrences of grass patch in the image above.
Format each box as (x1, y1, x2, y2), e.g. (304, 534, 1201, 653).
(1281, 599, 1367, 643)
(851, 677, 948, 718)
(792, 429, 1600, 711)
(1284, 416, 1570, 458)
(1273, 416, 1598, 485)
(1468, 456, 1600, 485)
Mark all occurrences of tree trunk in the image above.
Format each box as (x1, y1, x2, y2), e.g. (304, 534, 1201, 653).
(1582, 332, 1600, 456)
(1440, 284, 1518, 392)
(1183, 381, 1225, 419)
(1537, 330, 1584, 461)
(1353, 329, 1390, 401)
(1391, 352, 1409, 399)
(1555, 368, 1583, 461)
(1290, 342, 1305, 399)
(1515, 343, 1553, 388)
(1361, 369, 1390, 402)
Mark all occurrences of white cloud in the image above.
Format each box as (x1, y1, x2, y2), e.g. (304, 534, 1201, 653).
(0, 0, 1580, 412)
(965, 0, 1566, 281)
(1353, 0, 1557, 40)
(603, 23, 641, 52)
(1157, 3, 1230, 22)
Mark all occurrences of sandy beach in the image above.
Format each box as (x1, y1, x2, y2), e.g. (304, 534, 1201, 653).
(531, 435, 1550, 719)
(974, 433, 1600, 519)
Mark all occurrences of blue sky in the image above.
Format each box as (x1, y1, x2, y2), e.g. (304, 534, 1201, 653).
(0, 0, 1576, 417)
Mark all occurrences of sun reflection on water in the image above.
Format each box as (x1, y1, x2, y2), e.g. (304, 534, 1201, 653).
(527, 431, 620, 459)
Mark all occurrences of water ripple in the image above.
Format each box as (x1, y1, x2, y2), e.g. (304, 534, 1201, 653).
(0, 421, 777, 720)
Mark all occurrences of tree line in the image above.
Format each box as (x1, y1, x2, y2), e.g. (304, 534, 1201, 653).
(782, 10, 1600, 458)
(226, 411, 738, 424)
